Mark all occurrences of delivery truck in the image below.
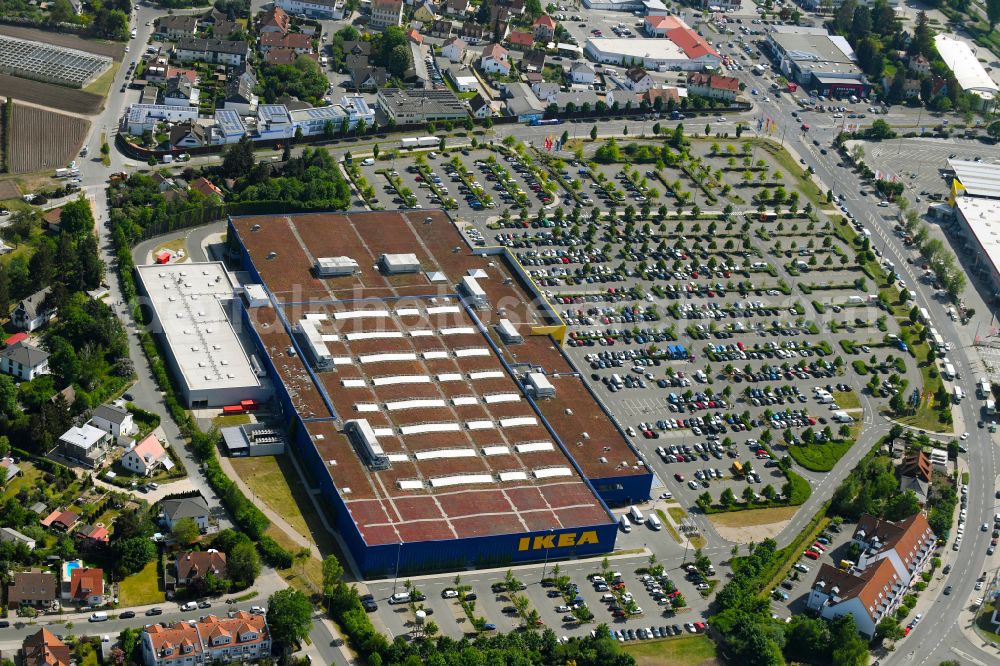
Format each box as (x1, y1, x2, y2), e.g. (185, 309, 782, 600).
(400, 136, 440, 148)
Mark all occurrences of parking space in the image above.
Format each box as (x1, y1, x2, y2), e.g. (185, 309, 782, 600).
(769, 519, 854, 618)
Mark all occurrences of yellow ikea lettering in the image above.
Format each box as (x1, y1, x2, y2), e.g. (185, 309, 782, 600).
(517, 531, 600, 551)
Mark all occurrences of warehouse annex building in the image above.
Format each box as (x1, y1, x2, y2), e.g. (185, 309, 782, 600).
(143, 210, 651, 576)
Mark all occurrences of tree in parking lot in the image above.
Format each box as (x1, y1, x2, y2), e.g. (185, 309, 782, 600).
(742, 486, 757, 505)
(720, 488, 736, 508)
(696, 492, 713, 512)
(762, 485, 777, 502)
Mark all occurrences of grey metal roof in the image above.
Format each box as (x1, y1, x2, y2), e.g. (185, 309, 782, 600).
(161, 494, 210, 520)
(1, 341, 49, 367)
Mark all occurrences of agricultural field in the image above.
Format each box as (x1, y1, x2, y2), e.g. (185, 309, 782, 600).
(8, 103, 89, 174)
(0, 74, 104, 115)
(0, 24, 125, 59)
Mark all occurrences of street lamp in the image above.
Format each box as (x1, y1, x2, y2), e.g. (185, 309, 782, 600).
(391, 541, 403, 595)
(540, 529, 554, 584)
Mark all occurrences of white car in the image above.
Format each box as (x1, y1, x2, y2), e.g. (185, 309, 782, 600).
(180, 602, 197, 611)
(961, 432, 969, 440)
(441, 589, 458, 598)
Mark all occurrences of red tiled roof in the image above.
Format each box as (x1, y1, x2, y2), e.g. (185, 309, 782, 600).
(190, 177, 224, 199)
(901, 451, 932, 482)
(23, 628, 70, 666)
(855, 512, 935, 571)
(688, 72, 738, 92)
(667, 27, 719, 59)
(176, 550, 227, 582)
(69, 567, 104, 601)
(644, 15, 683, 31)
(261, 6, 290, 33)
(533, 15, 555, 28)
(509, 31, 533, 47)
(265, 48, 298, 65)
(482, 43, 509, 61)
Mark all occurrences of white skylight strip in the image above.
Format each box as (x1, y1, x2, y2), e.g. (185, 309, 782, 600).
(455, 348, 490, 358)
(400, 422, 461, 435)
(414, 448, 477, 460)
(437, 373, 463, 382)
(359, 352, 417, 363)
(346, 331, 404, 341)
(439, 327, 475, 336)
(469, 370, 505, 380)
(372, 375, 431, 386)
(484, 393, 520, 404)
(482, 445, 511, 456)
(500, 417, 538, 428)
(385, 399, 446, 411)
(426, 305, 460, 315)
(452, 396, 478, 406)
(466, 420, 495, 430)
(429, 474, 494, 488)
(533, 467, 573, 479)
(423, 351, 449, 360)
(498, 471, 528, 482)
(515, 441, 554, 453)
(333, 310, 391, 320)
(341, 379, 367, 388)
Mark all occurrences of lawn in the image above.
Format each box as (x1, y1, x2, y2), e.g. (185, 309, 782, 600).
(657, 509, 682, 544)
(623, 635, 718, 666)
(212, 413, 252, 428)
(266, 525, 324, 596)
(3, 461, 42, 499)
(786, 439, 855, 472)
(708, 505, 798, 528)
(229, 455, 309, 537)
(118, 560, 164, 607)
(833, 390, 861, 411)
(896, 340, 951, 433)
(667, 507, 707, 549)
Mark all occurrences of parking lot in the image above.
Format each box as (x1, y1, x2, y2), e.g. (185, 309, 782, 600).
(363, 550, 717, 642)
(348, 130, 931, 638)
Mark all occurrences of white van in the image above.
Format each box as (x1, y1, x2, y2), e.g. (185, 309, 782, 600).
(629, 505, 644, 522)
(389, 592, 411, 605)
(89, 612, 109, 622)
(361, 158, 375, 166)
(619, 515, 631, 533)
(646, 514, 662, 531)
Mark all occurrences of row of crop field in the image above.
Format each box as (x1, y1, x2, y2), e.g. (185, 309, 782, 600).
(8, 103, 89, 174)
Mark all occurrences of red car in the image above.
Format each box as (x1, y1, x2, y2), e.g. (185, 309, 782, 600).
(612, 609, 626, 617)
(804, 550, 819, 560)
(675, 473, 684, 482)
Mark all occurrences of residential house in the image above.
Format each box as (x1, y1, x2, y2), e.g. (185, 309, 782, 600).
(156, 15, 199, 41)
(407, 28, 424, 44)
(642, 86, 681, 107)
(487, 6, 513, 40)
(259, 6, 291, 34)
(7, 570, 57, 609)
(41, 510, 79, 531)
(224, 66, 258, 115)
(460, 22, 486, 45)
(141, 612, 270, 666)
(370, 0, 404, 30)
(0, 341, 50, 381)
(171, 121, 209, 148)
(174, 38, 250, 67)
(570, 61, 595, 84)
(625, 66, 654, 93)
(909, 54, 930, 75)
(441, 37, 466, 62)
(174, 550, 227, 587)
(686, 71, 739, 101)
(74, 524, 110, 546)
(531, 80, 560, 102)
(497, 0, 524, 14)
(468, 92, 494, 118)
(62, 567, 104, 606)
(57, 424, 112, 468)
(0, 527, 35, 551)
(430, 20, 453, 39)
(122, 434, 174, 477)
(23, 630, 69, 666)
(444, 0, 469, 16)
(200, 7, 228, 27)
(275, 0, 345, 18)
(211, 21, 241, 39)
(264, 48, 299, 65)
(852, 513, 936, 586)
(413, 1, 437, 23)
(899, 450, 933, 501)
(343, 41, 372, 58)
(350, 63, 389, 90)
(480, 43, 510, 75)
(164, 76, 200, 107)
(12, 287, 55, 332)
(508, 30, 533, 49)
(90, 403, 135, 443)
(806, 559, 902, 639)
(190, 177, 225, 200)
(161, 493, 211, 531)
(532, 15, 556, 41)
(259, 32, 313, 54)
(0, 456, 21, 482)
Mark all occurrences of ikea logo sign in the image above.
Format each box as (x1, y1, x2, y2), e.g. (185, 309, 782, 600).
(517, 531, 600, 551)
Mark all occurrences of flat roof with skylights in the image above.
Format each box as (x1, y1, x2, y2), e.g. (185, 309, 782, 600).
(136, 262, 266, 407)
(228, 210, 650, 575)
